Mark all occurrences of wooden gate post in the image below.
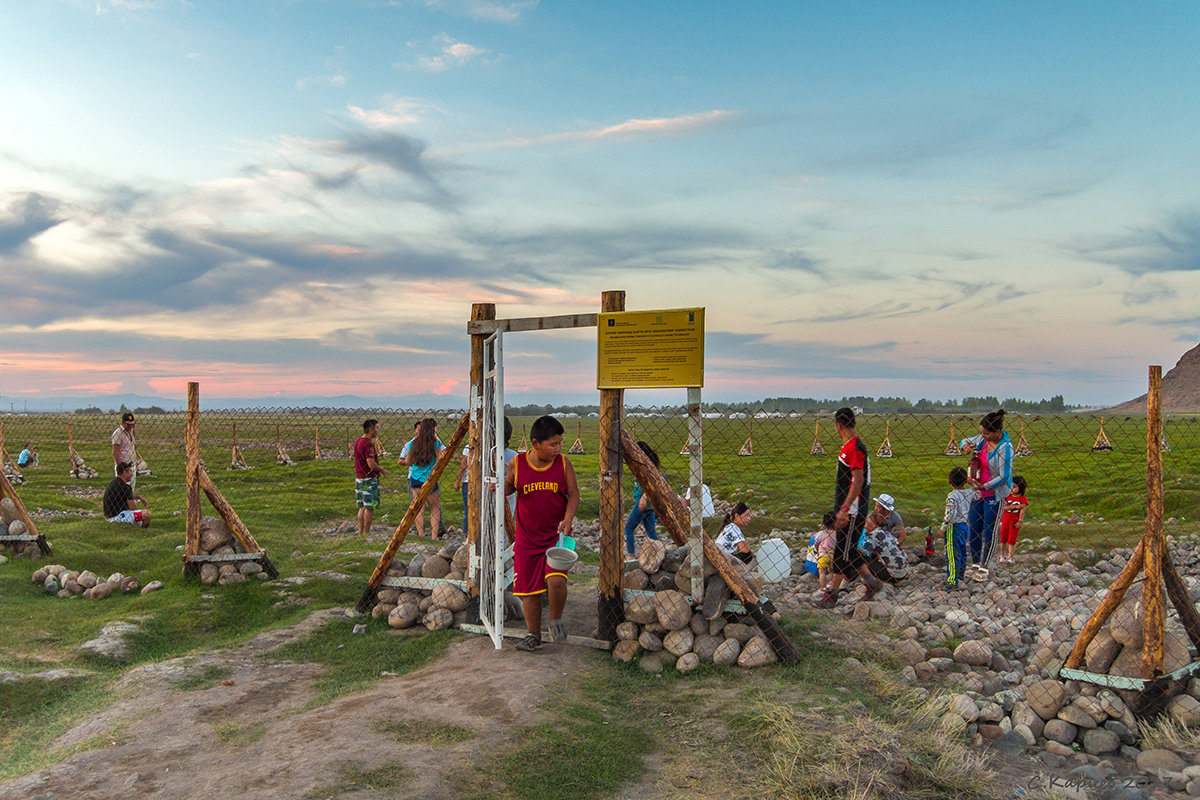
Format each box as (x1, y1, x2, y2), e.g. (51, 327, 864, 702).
(466, 303, 496, 605)
(184, 382, 201, 563)
(597, 290, 626, 641)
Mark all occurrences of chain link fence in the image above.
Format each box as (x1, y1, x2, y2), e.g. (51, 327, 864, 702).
(5, 406, 1200, 733)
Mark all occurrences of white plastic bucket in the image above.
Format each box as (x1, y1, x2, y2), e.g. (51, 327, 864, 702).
(756, 538, 791, 583)
(546, 546, 579, 571)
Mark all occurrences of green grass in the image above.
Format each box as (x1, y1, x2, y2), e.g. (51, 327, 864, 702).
(172, 664, 233, 691)
(213, 720, 267, 749)
(268, 618, 455, 707)
(304, 759, 412, 800)
(0, 676, 118, 781)
(373, 717, 476, 745)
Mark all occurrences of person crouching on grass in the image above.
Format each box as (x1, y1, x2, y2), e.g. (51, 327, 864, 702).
(505, 415, 579, 652)
(103, 461, 151, 527)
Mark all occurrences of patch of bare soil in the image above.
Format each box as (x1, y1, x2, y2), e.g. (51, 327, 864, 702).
(0, 608, 590, 800)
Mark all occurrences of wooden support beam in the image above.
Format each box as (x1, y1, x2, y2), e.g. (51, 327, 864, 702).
(0, 467, 49, 553)
(1063, 540, 1145, 669)
(466, 302, 495, 602)
(356, 412, 471, 612)
(620, 427, 800, 665)
(185, 382, 201, 559)
(1142, 365, 1166, 679)
(466, 313, 598, 335)
(1163, 553, 1200, 655)
(198, 466, 261, 554)
(596, 290, 625, 642)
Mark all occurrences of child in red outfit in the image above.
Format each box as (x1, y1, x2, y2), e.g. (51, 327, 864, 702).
(998, 475, 1027, 563)
(504, 415, 579, 652)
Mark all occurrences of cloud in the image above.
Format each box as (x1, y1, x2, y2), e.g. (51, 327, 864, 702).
(0, 193, 64, 253)
(93, 0, 157, 12)
(348, 97, 431, 130)
(421, 0, 538, 22)
(414, 35, 487, 72)
(328, 130, 455, 204)
(1122, 280, 1177, 306)
(456, 110, 738, 153)
(1074, 211, 1200, 276)
(824, 100, 1090, 177)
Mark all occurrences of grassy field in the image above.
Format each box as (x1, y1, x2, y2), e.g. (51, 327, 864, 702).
(4, 409, 1199, 547)
(2, 407, 1186, 796)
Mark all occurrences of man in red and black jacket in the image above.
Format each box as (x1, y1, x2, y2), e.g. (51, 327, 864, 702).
(817, 407, 883, 608)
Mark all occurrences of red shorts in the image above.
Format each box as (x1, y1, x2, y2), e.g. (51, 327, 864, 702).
(512, 547, 568, 596)
(1000, 516, 1021, 545)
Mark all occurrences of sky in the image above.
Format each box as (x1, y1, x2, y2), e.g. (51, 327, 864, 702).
(2, 1, 1199, 410)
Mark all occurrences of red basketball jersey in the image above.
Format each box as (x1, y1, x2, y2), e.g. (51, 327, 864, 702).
(512, 451, 568, 550)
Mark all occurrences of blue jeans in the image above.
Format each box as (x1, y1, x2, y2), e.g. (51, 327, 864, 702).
(624, 505, 658, 556)
(946, 522, 969, 584)
(968, 496, 999, 566)
(461, 483, 469, 525)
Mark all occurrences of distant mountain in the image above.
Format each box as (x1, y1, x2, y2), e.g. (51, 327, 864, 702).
(1108, 343, 1200, 413)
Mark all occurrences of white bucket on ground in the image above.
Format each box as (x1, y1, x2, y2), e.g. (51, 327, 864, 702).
(546, 546, 579, 571)
(756, 538, 791, 583)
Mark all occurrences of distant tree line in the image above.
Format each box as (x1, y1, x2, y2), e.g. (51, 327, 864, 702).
(73, 404, 169, 415)
(506, 394, 1074, 416)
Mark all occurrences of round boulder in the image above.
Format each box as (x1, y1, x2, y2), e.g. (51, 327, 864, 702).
(737, 637, 777, 668)
(431, 583, 469, 613)
(420, 555, 451, 579)
(712, 638, 741, 667)
(654, 590, 692, 631)
(388, 602, 420, 629)
(423, 607, 454, 630)
(663, 628, 694, 657)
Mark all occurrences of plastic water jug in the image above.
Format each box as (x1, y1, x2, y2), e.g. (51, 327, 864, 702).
(756, 538, 791, 583)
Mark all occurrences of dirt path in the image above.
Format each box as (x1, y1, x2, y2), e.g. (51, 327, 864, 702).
(0, 608, 591, 800)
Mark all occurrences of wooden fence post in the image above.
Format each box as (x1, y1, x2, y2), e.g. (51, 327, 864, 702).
(466, 302, 495, 606)
(1141, 365, 1166, 679)
(597, 290, 626, 641)
(185, 382, 201, 561)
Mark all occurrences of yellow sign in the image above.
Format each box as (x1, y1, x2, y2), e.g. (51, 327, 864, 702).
(597, 307, 704, 388)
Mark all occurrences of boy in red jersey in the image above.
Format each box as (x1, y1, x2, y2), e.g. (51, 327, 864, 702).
(504, 415, 580, 651)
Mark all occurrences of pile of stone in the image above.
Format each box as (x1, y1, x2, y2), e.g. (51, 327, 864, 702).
(613, 540, 778, 672)
(69, 454, 98, 479)
(792, 537, 1200, 792)
(371, 539, 503, 631)
(134, 458, 153, 476)
(0, 497, 40, 559)
(190, 516, 273, 585)
(31, 564, 163, 598)
(276, 451, 295, 466)
(3, 462, 25, 485)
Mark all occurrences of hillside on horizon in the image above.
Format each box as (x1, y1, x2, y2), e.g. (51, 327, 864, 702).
(1108, 342, 1200, 414)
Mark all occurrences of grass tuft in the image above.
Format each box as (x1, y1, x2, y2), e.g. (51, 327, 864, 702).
(746, 694, 994, 800)
(1138, 714, 1200, 750)
(304, 759, 412, 799)
(173, 664, 234, 691)
(373, 717, 476, 745)
(269, 618, 454, 707)
(213, 720, 267, 749)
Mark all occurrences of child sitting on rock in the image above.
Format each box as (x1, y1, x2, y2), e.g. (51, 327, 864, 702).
(815, 511, 837, 593)
(715, 501, 753, 564)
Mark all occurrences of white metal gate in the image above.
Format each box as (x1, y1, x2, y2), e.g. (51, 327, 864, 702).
(477, 330, 508, 648)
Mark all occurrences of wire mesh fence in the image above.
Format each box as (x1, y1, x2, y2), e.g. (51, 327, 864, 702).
(4, 406, 1199, 679)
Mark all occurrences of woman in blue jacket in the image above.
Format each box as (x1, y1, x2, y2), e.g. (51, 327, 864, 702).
(959, 409, 1014, 579)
